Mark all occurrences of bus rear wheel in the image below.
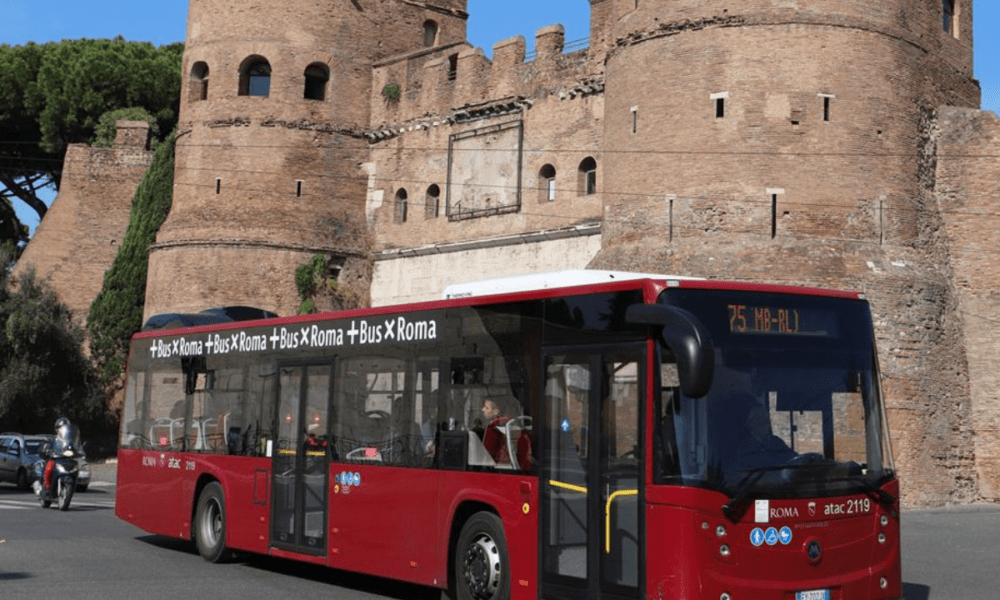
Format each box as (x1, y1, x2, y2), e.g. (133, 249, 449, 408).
(195, 482, 229, 563)
(455, 512, 510, 600)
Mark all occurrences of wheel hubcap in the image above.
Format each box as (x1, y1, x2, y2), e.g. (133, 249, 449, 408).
(462, 533, 500, 600)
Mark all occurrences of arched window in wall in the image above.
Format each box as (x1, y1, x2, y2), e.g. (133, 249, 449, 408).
(304, 63, 329, 101)
(578, 157, 597, 196)
(394, 189, 409, 223)
(190, 61, 209, 102)
(539, 164, 556, 203)
(425, 184, 440, 218)
(423, 20, 439, 47)
(239, 56, 272, 97)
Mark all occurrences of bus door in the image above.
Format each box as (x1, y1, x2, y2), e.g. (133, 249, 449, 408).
(271, 363, 332, 556)
(541, 346, 644, 600)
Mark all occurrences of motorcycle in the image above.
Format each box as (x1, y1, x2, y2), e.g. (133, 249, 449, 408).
(33, 444, 81, 511)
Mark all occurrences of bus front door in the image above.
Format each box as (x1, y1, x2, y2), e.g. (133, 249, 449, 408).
(541, 348, 643, 600)
(271, 363, 332, 556)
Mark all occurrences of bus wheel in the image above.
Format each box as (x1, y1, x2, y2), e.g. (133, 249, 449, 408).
(195, 482, 229, 563)
(455, 512, 510, 600)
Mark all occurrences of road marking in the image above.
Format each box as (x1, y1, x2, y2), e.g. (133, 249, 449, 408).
(0, 498, 116, 509)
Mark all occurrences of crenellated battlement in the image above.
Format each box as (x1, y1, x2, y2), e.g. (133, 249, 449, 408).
(370, 23, 600, 129)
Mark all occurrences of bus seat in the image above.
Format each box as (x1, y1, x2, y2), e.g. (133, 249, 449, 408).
(344, 410, 390, 462)
(150, 418, 172, 449)
(467, 431, 497, 467)
(505, 416, 533, 471)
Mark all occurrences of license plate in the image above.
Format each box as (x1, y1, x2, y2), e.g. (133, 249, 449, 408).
(796, 591, 830, 600)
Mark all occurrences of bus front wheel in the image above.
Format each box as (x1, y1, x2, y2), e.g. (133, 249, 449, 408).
(455, 512, 510, 600)
(194, 482, 229, 563)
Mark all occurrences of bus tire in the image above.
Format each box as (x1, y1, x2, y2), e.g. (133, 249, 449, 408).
(455, 512, 510, 600)
(194, 482, 229, 563)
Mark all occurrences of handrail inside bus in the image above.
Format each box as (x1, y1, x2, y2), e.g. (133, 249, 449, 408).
(549, 479, 588, 494)
(606, 489, 639, 554)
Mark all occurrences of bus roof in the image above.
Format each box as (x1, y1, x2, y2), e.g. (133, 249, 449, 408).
(132, 272, 864, 339)
(441, 270, 700, 299)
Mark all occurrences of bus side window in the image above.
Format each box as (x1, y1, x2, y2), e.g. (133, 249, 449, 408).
(656, 363, 681, 479)
(657, 387, 680, 478)
(123, 370, 149, 449)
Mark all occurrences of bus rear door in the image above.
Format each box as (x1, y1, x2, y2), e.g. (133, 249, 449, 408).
(541, 346, 644, 600)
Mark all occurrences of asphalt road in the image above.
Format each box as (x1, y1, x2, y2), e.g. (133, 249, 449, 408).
(900, 504, 1000, 600)
(2, 462, 998, 599)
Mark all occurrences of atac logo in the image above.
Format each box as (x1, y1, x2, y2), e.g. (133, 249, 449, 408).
(808, 502, 817, 517)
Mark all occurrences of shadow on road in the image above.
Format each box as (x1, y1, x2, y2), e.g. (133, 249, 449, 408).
(243, 555, 442, 600)
(135, 535, 441, 599)
(903, 582, 931, 599)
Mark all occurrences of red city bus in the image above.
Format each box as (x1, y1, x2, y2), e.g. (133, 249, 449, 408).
(115, 273, 900, 600)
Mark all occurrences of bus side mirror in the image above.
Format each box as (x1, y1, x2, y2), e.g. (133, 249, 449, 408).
(626, 304, 715, 399)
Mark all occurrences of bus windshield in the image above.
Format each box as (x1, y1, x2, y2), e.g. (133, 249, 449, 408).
(655, 289, 894, 502)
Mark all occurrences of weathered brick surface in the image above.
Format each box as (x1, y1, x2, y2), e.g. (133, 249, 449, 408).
(147, 0, 469, 317)
(12, 122, 153, 326)
(584, 0, 983, 508)
(934, 107, 1000, 500)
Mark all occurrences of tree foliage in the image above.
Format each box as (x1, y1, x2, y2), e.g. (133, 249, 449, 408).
(87, 132, 175, 408)
(92, 106, 162, 149)
(0, 38, 182, 247)
(0, 246, 99, 433)
(295, 254, 366, 315)
(1, 199, 28, 254)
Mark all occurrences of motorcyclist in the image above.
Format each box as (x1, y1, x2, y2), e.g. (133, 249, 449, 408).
(33, 417, 81, 496)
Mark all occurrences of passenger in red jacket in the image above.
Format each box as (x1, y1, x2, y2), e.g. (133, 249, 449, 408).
(481, 397, 532, 470)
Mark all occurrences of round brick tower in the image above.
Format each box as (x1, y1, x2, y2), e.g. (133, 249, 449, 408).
(590, 0, 980, 505)
(145, 0, 468, 318)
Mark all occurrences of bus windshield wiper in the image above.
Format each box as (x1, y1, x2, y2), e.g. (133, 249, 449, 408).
(721, 465, 787, 522)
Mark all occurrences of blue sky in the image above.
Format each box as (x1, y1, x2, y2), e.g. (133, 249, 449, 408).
(4, 1, 999, 232)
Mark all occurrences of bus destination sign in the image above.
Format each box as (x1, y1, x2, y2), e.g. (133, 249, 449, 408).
(728, 304, 803, 335)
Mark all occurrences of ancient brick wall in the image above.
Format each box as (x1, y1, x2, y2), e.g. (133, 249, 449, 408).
(587, 0, 980, 506)
(367, 24, 604, 252)
(371, 227, 602, 306)
(12, 121, 153, 326)
(145, 0, 470, 318)
(934, 107, 1000, 500)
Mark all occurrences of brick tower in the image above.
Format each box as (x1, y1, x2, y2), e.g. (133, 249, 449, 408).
(145, 0, 469, 318)
(589, 0, 980, 505)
